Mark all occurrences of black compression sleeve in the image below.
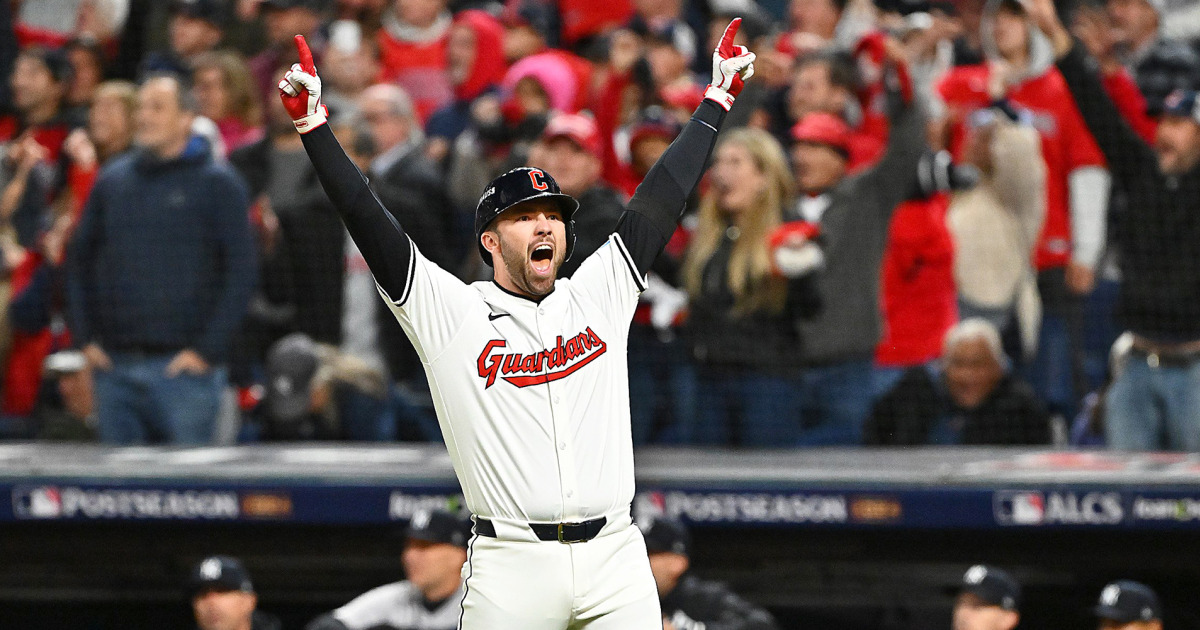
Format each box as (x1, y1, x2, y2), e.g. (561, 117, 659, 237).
(617, 99, 726, 274)
(301, 124, 414, 303)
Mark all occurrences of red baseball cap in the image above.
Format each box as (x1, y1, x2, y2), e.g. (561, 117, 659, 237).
(790, 113, 852, 157)
(542, 112, 603, 157)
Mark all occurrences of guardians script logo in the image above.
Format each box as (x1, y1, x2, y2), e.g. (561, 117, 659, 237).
(477, 328, 606, 388)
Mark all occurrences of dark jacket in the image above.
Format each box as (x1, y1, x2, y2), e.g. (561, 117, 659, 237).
(559, 184, 626, 278)
(230, 136, 342, 346)
(661, 574, 780, 630)
(66, 136, 258, 363)
(685, 228, 821, 371)
(1058, 43, 1200, 342)
(798, 85, 930, 365)
(864, 365, 1052, 445)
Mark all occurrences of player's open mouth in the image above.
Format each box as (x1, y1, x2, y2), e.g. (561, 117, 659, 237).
(530, 243, 554, 275)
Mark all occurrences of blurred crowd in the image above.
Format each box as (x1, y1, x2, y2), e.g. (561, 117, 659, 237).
(0, 0, 1198, 449)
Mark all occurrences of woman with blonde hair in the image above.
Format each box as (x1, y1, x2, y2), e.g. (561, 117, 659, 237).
(192, 50, 264, 154)
(682, 127, 822, 446)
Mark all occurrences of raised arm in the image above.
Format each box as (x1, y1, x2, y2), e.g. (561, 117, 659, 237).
(1024, 0, 1157, 180)
(279, 35, 416, 303)
(617, 19, 755, 274)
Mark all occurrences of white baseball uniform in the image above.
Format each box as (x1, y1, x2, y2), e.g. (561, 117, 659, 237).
(386, 235, 659, 628)
(289, 40, 744, 624)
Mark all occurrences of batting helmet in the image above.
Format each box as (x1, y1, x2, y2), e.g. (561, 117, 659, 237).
(475, 167, 578, 266)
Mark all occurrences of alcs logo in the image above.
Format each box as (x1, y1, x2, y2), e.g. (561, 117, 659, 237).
(994, 491, 1124, 525)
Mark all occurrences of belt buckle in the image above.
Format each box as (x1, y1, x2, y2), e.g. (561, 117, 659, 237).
(1148, 352, 1160, 368)
(557, 522, 580, 544)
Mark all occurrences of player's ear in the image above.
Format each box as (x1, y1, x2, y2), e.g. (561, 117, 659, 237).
(481, 230, 501, 259)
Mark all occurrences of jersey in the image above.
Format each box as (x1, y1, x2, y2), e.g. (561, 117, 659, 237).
(937, 65, 1106, 270)
(309, 581, 464, 630)
(299, 98, 725, 527)
(385, 234, 645, 524)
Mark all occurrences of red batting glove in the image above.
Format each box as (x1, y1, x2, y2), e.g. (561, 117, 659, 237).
(277, 35, 328, 133)
(704, 18, 757, 112)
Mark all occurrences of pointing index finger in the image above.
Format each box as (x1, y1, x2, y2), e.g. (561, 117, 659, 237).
(294, 34, 315, 74)
(718, 18, 741, 57)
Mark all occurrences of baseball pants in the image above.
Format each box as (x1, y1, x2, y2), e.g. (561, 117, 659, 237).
(459, 516, 661, 629)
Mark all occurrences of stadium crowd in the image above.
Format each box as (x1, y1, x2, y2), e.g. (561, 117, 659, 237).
(0, 0, 1198, 449)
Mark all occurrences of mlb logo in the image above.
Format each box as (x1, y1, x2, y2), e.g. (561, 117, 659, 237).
(633, 491, 667, 523)
(994, 491, 1045, 525)
(13, 486, 62, 519)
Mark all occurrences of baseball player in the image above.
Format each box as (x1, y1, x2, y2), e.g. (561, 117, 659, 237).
(306, 509, 472, 630)
(1093, 580, 1163, 630)
(953, 565, 1022, 630)
(278, 19, 755, 630)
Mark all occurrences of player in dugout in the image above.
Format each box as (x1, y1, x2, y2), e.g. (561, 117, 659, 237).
(306, 509, 471, 630)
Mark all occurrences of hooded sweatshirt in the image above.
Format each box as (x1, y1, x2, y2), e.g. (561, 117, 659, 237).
(66, 136, 258, 363)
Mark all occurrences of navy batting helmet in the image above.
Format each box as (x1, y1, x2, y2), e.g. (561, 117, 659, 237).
(475, 167, 578, 266)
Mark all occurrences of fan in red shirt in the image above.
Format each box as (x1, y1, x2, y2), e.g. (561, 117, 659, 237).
(0, 48, 80, 166)
(935, 0, 1109, 416)
(936, 0, 1107, 280)
(376, 0, 454, 123)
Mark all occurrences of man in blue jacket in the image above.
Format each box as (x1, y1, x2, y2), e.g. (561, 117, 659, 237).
(66, 73, 257, 444)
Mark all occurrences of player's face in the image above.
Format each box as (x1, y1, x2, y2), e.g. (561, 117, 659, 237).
(487, 200, 568, 297)
(192, 589, 256, 630)
(953, 593, 1019, 630)
(1155, 115, 1200, 175)
(1099, 619, 1163, 630)
(944, 337, 1004, 411)
(402, 539, 467, 599)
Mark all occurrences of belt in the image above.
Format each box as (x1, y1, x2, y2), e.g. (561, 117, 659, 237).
(475, 516, 607, 543)
(1129, 334, 1200, 368)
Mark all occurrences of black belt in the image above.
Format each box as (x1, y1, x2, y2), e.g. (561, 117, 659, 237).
(475, 516, 607, 543)
(1130, 347, 1200, 368)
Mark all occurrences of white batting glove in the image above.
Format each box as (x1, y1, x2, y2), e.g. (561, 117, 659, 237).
(704, 18, 757, 112)
(277, 35, 328, 133)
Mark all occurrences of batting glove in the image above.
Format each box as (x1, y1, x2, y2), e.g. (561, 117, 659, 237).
(704, 18, 757, 112)
(278, 35, 328, 134)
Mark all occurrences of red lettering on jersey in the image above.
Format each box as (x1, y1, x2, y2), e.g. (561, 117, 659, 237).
(529, 169, 549, 191)
(476, 328, 607, 389)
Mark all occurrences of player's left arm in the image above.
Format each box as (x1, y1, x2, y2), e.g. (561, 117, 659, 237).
(615, 18, 755, 276)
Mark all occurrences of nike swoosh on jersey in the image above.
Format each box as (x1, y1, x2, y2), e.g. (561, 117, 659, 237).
(487, 312, 510, 321)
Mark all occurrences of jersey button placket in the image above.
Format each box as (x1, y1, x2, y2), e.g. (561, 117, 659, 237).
(538, 302, 581, 518)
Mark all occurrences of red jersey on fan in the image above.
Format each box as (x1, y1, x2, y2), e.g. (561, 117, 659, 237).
(377, 24, 452, 123)
(937, 64, 1105, 270)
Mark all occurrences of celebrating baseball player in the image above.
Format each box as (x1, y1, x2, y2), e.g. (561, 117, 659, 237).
(279, 19, 754, 628)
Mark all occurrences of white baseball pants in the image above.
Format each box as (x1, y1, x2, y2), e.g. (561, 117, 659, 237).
(458, 517, 661, 629)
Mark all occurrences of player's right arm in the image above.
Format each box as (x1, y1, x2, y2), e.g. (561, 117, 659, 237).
(278, 35, 415, 305)
(616, 19, 756, 275)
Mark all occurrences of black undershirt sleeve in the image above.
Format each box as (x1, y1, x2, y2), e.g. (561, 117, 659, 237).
(617, 99, 727, 274)
(300, 123, 414, 303)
